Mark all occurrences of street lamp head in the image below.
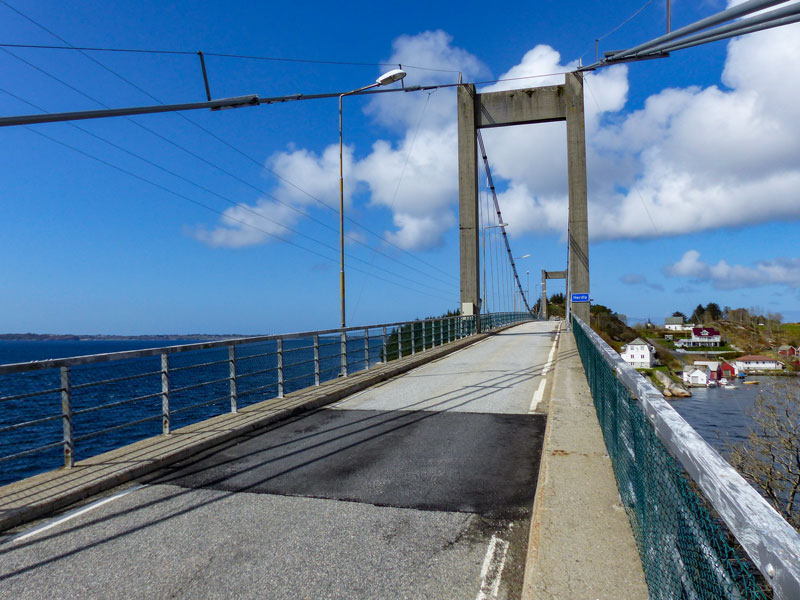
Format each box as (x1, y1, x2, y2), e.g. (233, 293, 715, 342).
(376, 69, 407, 86)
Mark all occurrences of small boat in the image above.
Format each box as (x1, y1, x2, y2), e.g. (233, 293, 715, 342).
(723, 384, 737, 390)
(706, 380, 718, 388)
(719, 378, 728, 385)
(743, 380, 759, 385)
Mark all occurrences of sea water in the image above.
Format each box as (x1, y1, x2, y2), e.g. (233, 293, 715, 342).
(0, 337, 381, 486)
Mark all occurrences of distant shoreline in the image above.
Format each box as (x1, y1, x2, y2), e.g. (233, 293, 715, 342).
(0, 333, 253, 342)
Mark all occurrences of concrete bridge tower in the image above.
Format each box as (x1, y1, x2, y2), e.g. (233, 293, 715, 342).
(457, 73, 590, 323)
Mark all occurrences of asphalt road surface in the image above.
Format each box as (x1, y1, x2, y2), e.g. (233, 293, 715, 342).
(0, 321, 558, 600)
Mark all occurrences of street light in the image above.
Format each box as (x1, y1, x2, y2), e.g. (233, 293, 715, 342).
(513, 254, 530, 312)
(482, 223, 508, 315)
(526, 270, 530, 313)
(338, 69, 406, 330)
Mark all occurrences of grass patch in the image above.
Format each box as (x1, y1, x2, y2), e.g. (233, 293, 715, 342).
(780, 323, 800, 339)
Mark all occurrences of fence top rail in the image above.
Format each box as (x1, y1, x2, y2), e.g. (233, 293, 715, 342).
(0, 314, 478, 375)
(573, 316, 800, 600)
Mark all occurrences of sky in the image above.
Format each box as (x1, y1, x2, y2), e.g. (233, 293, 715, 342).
(1, 0, 800, 334)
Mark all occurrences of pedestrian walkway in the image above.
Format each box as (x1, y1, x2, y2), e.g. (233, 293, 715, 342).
(522, 328, 648, 599)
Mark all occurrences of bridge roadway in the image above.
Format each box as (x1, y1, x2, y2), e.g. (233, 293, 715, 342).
(0, 321, 558, 600)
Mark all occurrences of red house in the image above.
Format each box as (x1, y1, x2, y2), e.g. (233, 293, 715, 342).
(778, 345, 798, 357)
(720, 362, 736, 378)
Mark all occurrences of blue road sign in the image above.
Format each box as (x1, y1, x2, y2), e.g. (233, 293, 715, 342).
(571, 293, 590, 303)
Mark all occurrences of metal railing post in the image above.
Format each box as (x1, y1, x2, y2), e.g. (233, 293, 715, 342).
(382, 326, 387, 363)
(398, 327, 403, 359)
(314, 334, 320, 385)
(340, 332, 348, 377)
(161, 353, 170, 434)
(422, 321, 427, 351)
(60, 366, 74, 467)
(277, 338, 284, 397)
(446, 318, 450, 343)
(229, 344, 238, 413)
(364, 328, 370, 369)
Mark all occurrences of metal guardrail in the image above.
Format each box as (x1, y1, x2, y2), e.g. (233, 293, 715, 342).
(0, 312, 532, 486)
(572, 315, 800, 600)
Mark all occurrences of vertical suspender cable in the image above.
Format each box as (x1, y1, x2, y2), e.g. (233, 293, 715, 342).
(476, 131, 531, 313)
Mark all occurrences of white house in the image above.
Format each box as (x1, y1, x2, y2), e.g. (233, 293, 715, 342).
(675, 327, 723, 348)
(693, 360, 720, 380)
(734, 355, 784, 373)
(621, 338, 656, 368)
(682, 366, 709, 386)
(664, 316, 693, 331)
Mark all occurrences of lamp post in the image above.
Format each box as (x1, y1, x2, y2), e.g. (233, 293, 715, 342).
(526, 270, 530, 313)
(338, 68, 406, 331)
(337, 69, 405, 377)
(513, 254, 530, 312)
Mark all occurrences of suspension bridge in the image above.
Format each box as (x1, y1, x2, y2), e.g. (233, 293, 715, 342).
(2, 1, 800, 598)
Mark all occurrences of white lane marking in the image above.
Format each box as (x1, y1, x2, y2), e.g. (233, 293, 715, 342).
(529, 378, 547, 413)
(11, 484, 145, 543)
(541, 331, 559, 375)
(476, 534, 510, 600)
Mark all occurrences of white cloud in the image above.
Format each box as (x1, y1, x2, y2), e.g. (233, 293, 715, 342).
(194, 144, 354, 248)
(620, 272, 664, 291)
(664, 250, 800, 290)
(480, 46, 629, 220)
(481, 23, 800, 242)
(364, 30, 489, 131)
(384, 211, 456, 250)
(587, 22, 800, 240)
(195, 21, 800, 250)
(193, 199, 298, 248)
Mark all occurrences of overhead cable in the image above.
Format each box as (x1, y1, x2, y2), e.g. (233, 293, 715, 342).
(639, 2, 800, 55)
(588, 0, 659, 61)
(1, 86, 454, 299)
(1, 1, 461, 284)
(0, 45, 460, 74)
(0, 48, 457, 286)
(581, 0, 794, 70)
(18, 125, 455, 303)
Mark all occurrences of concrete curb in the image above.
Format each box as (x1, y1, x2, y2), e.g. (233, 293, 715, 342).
(0, 326, 518, 533)
(521, 321, 561, 595)
(520, 325, 648, 600)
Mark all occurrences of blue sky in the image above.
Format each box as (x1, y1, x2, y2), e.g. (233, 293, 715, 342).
(1, 0, 799, 334)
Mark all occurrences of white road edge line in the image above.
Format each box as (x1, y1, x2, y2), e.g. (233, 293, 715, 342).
(11, 484, 145, 543)
(530, 326, 559, 413)
(476, 534, 510, 600)
(529, 379, 547, 414)
(541, 331, 559, 375)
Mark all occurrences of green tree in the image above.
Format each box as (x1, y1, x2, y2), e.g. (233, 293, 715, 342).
(706, 302, 723, 321)
(690, 304, 705, 324)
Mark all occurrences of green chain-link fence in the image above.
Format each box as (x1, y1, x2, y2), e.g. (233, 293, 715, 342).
(572, 316, 769, 600)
